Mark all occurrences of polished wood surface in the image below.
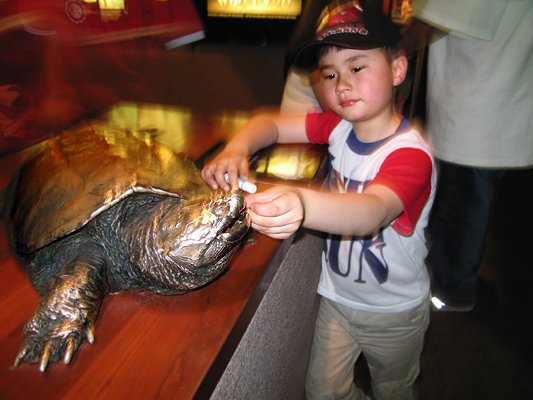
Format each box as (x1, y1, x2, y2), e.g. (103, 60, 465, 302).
(0, 220, 279, 399)
(0, 104, 306, 400)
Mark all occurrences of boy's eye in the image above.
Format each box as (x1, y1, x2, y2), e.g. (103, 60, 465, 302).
(352, 66, 363, 73)
(325, 74, 336, 80)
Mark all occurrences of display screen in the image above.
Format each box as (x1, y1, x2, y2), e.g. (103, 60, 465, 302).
(207, 0, 302, 19)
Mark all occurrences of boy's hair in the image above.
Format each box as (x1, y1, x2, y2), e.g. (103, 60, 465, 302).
(294, 0, 402, 71)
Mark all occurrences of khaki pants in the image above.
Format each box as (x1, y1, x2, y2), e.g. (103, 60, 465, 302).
(305, 297, 430, 400)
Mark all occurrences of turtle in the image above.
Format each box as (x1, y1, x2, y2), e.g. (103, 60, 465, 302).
(2, 121, 250, 372)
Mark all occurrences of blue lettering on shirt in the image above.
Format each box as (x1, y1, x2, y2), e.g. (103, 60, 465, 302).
(325, 176, 389, 285)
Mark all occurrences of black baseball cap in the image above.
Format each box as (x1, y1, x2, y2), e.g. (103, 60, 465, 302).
(293, 0, 402, 70)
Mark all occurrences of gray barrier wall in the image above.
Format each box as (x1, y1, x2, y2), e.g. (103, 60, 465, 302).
(211, 228, 324, 400)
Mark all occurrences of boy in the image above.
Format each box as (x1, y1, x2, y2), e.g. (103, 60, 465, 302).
(202, 1, 436, 399)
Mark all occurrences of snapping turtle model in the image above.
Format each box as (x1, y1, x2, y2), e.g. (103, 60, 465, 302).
(2, 122, 250, 372)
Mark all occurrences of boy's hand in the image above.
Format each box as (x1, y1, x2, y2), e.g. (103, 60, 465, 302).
(245, 187, 304, 240)
(201, 147, 250, 191)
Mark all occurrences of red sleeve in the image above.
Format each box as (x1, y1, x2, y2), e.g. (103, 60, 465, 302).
(305, 112, 342, 145)
(367, 148, 433, 236)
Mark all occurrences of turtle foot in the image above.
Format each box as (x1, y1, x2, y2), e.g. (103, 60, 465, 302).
(15, 261, 105, 372)
(14, 311, 97, 372)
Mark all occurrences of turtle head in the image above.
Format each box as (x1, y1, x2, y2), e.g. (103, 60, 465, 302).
(155, 189, 250, 288)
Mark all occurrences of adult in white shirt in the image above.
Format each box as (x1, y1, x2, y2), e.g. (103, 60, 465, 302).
(409, 0, 533, 311)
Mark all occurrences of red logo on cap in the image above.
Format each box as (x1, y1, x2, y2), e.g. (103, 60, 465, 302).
(317, 1, 363, 33)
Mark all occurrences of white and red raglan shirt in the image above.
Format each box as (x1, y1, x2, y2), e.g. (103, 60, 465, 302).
(306, 112, 437, 313)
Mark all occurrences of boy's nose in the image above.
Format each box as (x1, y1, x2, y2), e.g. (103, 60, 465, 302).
(336, 76, 352, 93)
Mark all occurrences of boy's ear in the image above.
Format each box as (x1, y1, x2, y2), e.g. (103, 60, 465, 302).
(392, 54, 408, 87)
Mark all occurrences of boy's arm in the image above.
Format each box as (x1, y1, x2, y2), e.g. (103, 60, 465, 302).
(247, 147, 433, 239)
(301, 185, 404, 236)
(247, 185, 403, 239)
(202, 113, 308, 191)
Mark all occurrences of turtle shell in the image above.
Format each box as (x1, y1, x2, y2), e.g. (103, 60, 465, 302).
(5, 121, 212, 254)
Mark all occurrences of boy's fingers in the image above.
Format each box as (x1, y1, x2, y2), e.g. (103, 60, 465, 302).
(201, 167, 219, 190)
(246, 191, 283, 209)
(250, 201, 283, 218)
(225, 167, 240, 190)
(238, 161, 249, 182)
(213, 163, 231, 191)
(249, 218, 298, 240)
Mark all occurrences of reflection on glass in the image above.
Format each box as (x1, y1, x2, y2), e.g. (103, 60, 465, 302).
(208, 0, 302, 18)
(97, 0, 126, 23)
(104, 102, 194, 153)
(252, 144, 324, 184)
(213, 110, 249, 139)
(97, 0, 125, 10)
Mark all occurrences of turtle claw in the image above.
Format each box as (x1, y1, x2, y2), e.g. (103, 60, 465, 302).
(64, 338, 76, 364)
(39, 344, 52, 372)
(14, 342, 31, 368)
(85, 325, 95, 345)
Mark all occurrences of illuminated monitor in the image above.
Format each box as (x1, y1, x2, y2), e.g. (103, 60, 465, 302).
(207, 0, 302, 20)
(194, 0, 304, 45)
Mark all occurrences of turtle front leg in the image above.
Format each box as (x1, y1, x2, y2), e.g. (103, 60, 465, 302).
(15, 259, 107, 372)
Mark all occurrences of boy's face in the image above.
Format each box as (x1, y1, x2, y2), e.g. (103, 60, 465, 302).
(318, 47, 406, 125)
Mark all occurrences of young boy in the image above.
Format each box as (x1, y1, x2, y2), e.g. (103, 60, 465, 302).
(202, 1, 436, 399)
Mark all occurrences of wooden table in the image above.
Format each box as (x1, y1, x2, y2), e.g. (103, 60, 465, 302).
(0, 103, 327, 400)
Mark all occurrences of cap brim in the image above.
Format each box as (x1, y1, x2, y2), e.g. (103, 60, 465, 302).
(293, 34, 384, 71)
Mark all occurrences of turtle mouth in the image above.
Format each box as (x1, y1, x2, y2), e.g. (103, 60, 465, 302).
(164, 192, 250, 267)
(164, 209, 249, 273)
(221, 208, 250, 243)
